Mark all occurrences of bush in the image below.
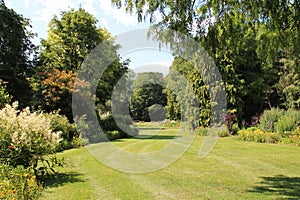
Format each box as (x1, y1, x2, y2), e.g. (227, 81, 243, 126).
(237, 129, 281, 143)
(196, 127, 209, 136)
(45, 111, 80, 151)
(196, 126, 230, 137)
(148, 104, 166, 121)
(99, 113, 117, 132)
(55, 139, 73, 152)
(231, 123, 240, 134)
(71, 137, 89, 147)
(0, 164, 42, 200)
(259, 108, 284, 132)
(215, 126, 230, 137)
(223, 113, 237, 133)
(99, 113, 138, 140)
(281, 128, 300, 146)
(106, 130, 123, 140)
(275, 109, 300, 136)
(45, 111, 77, 141)
(0, 102, 61, 168)
(246, 127, 259, 132)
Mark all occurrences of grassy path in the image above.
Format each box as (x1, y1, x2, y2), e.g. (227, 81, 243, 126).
(41, 124, 300, 199)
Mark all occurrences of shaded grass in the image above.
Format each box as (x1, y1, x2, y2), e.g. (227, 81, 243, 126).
(249, 175, 300, 199)
(41, 123, 300, 200)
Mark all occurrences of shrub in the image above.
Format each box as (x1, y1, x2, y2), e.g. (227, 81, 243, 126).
(99, 113, 138, 140)
(275, 109, 300, 136)
(237, 129, 281, 143)
(281, 128, 300, 146)
(231, 123, 240, 134)
(223, 113, 237, 133)
(251, 114, 260, 126)
(0, 164, 42, 200)
(218, 126, 230, 137)
(246, 127, 259, 132)
(259, 108, 284, 132)
(71, 137, 89, 147)
(196, 127, 209, 136)
(0, 102, 61, 168)
(196, 126, 230, 137)
(45, 111, 80, 151)
(45, 111, 77, 141)
(106, 130, 123, 140)
(148, 104, 166, 121)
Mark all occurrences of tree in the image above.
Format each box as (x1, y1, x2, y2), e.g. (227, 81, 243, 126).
(0, 81, 11, 108)
(39, 8, 106, 71)
(33, 8, 128, 120)
(0, 0, 35, 106)
(130, 72, 167, 121)
(277, 56, 300, 109)
(113, 0, 300, 121)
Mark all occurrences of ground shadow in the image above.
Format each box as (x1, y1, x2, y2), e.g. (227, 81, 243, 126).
(135, 134, 179, 140)
(38, 172, 85, 188)
(249, 175, 300, 199)
(137, 127, 165, 131)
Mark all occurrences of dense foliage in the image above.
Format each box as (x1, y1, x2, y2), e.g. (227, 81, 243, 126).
(0, 102, 61, 168)
(130, 72, 167, 121)
(1, 0, 300, 197)
(32, 8, 128, 121)
(113, 0, 300, 127)
(0, 82, 11, 108)
(0, 164, 42, 200)
(0, 0, 35, 107)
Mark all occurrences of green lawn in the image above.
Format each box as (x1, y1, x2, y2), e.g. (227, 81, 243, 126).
(41, 123, 300, 199)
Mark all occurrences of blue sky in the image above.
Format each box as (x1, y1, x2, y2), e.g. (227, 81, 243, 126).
(5, 0, 173, 73)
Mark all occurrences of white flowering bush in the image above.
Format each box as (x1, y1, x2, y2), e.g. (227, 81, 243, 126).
(0, 102, 61, 168)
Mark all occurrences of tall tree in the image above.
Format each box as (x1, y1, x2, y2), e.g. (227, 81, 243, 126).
(0, 0, 35, 106)
(113, 0, 300, 121)
(34, 8, 128, 120)
(130, 72, 167, 121)
(39, 8, 105, 71)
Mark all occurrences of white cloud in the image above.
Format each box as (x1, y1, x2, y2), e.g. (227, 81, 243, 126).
(24, 0, 37, 8)
(24, 0, 97, 23)
(98, 0, 138, 27)
(28, 0, 76, 22)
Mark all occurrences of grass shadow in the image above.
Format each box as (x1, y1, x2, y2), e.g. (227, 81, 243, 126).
(38, 172, 85, 188)
(136, 127, 165, 130)
(249, 175, 300, 199)
(132, 134, 179, 140)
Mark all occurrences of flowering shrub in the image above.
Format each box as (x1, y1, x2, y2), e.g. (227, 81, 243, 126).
(237, 129, 281, 143)
(281, 128, 300, 146)
(0, 102, 61, 168)
(0, 164, 42, 200)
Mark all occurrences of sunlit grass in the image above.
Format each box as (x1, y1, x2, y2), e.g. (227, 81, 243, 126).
(41, 123, 300, 200)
